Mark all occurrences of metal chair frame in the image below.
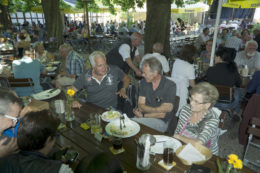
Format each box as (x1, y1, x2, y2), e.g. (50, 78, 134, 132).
(243, 117, 260, 169)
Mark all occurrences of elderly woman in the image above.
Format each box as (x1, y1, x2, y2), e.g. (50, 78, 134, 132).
(34, 42, 54, 64)
(173, 82, 219, 155)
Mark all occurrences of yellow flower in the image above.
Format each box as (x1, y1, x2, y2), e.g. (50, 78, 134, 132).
(233, 159, 243, 169)
(67, 89, 75, 96)
(227, 154, 238, 164)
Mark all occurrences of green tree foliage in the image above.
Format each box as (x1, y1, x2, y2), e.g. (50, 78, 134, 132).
(7, 0, 71, 13)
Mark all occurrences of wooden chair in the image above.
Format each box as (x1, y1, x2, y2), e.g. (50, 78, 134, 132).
(214, 85, 235, 117)
(243, 117, 260, 170)
(167, 96, 180, 136)
(7, 77, 34, 88)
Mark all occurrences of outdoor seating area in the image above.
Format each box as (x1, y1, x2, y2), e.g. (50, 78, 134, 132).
(0, 0, 260, 173)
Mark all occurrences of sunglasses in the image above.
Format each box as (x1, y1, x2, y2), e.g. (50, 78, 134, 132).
(4, 114, 18, 124)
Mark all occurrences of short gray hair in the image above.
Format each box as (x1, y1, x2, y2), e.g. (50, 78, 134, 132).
(0, 87, 21, 116)
(190, 82, 219, 108)
(245, 40, 258, 49)
(59, 43, 73, 52)
(152, 42, 164, 53)
(142, 57, 163, 75)
(89, 51, 106, 67)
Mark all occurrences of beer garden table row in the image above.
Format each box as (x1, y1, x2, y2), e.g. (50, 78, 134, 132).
(52, 101, 254, 173)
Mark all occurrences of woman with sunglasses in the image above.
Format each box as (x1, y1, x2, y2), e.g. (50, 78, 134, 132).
(173, 82, 220, 155)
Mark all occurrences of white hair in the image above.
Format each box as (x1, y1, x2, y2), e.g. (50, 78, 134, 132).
(89, 51, 106, 67)
(245, 40, 258, 49)
(130, 32, 142, 41)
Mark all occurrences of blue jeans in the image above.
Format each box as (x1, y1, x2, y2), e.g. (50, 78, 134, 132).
(214, 88, 243, 114)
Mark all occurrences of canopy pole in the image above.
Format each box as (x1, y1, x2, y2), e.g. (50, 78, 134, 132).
(210, 0, 223, 67)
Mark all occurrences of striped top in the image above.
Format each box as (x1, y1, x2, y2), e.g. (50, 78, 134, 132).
(175, 105, 219, 155)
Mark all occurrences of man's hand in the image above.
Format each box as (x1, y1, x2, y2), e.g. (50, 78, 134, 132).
(116, 88, 128, 99)
(133, 108, 143, 118)
(0, 138, 19, 158)
(72, 100, 82, 109)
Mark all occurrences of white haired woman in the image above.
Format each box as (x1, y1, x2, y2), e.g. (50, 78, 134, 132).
(173, 82, 220, 155)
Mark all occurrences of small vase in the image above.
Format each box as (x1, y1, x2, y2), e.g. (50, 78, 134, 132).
(65, 102, 75, 121)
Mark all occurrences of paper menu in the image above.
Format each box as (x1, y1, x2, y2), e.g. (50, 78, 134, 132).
(177, 143, 206, 163)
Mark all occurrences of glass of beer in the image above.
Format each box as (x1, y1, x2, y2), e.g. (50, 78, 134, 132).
(163, 142, 174, 166)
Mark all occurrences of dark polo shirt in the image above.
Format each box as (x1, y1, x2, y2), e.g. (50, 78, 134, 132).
(73, 65, 124, 109)
(139, 76, 176, 123)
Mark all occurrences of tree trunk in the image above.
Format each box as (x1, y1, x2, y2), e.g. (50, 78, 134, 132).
(144, 0, 171, 57)
(0, 4, 12, 30)
(42, 0, 63, 46)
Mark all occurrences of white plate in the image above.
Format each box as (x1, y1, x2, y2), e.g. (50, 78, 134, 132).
(50, 61, 61, 65)
(46, 66, 57, 72)
(150, 135, 182, 154)
(32, 89, 61, 100)
(101, 110, 121, 122)
(105, 119, 140, 138)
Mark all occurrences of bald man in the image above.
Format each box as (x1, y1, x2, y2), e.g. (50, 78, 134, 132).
(140, 42, 170, 75)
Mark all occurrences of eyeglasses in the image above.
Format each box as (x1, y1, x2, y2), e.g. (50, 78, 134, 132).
(189, 97, 207, 105)
(4, 114, 18, 124)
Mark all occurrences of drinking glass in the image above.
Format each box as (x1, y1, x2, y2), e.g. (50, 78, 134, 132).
(90, 114, 102, 134)
(163, 142, 174, 166)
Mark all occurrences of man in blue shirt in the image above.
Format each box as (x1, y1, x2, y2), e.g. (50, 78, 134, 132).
(12, 48, 45, 97)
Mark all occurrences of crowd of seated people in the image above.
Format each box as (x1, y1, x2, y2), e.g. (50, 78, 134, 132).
(1, 19, 260, 172)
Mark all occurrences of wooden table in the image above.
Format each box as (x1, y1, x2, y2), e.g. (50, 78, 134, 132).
(54, 102, 254, 173)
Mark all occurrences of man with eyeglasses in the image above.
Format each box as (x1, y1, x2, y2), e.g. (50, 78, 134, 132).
(132, 58, 177, 133)
(0, 87, 22, 157)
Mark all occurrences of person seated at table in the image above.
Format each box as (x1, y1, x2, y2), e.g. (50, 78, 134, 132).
(196, 27, 210, 51)
(0, 37, 14, 52)
(0, 110, 73, 173)
(132, 58, 177, 133)
(15, 33, 30, 58)
(71, 51, 130, 109)
(34, 42, 54, 64)
(140, 42, 170, 75)
(253, 25, 260, 52)
(0, 87, 22, 158)
(224, 30, 242, 52)
(173, 82, 219, 155)
(234, 40, 260, 75)
(206, 48, 241, 120)
(12, 48, 45, 97)
(56, 43, 85, 87)
(241, 29, 252, 49)
(106, 32, 142, 76)
(75, 152, 124, 173)
(171, 45, 196, 115)
(217, 28, 229, 47)
(198, 39, 213, 65)
(243, 66, 260, 102)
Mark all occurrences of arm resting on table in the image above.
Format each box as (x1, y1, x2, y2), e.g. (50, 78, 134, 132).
(138, 96, 173, 116)
(173, 134, 203, 146)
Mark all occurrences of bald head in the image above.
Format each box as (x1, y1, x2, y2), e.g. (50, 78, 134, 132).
(152, 42, 164, 54)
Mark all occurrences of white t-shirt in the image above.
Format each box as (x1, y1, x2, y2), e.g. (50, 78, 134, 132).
(170, 59, 195, 115)
(118, 44, 139, 61)
(140, 53, 169, 73)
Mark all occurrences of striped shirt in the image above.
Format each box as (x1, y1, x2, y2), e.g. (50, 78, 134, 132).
(224, 36, 242, 51)
(175, 105, 219, 155)
(66, 50, 85, 76)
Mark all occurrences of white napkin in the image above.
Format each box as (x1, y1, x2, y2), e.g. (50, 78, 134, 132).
(177, 143, 206, 163)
